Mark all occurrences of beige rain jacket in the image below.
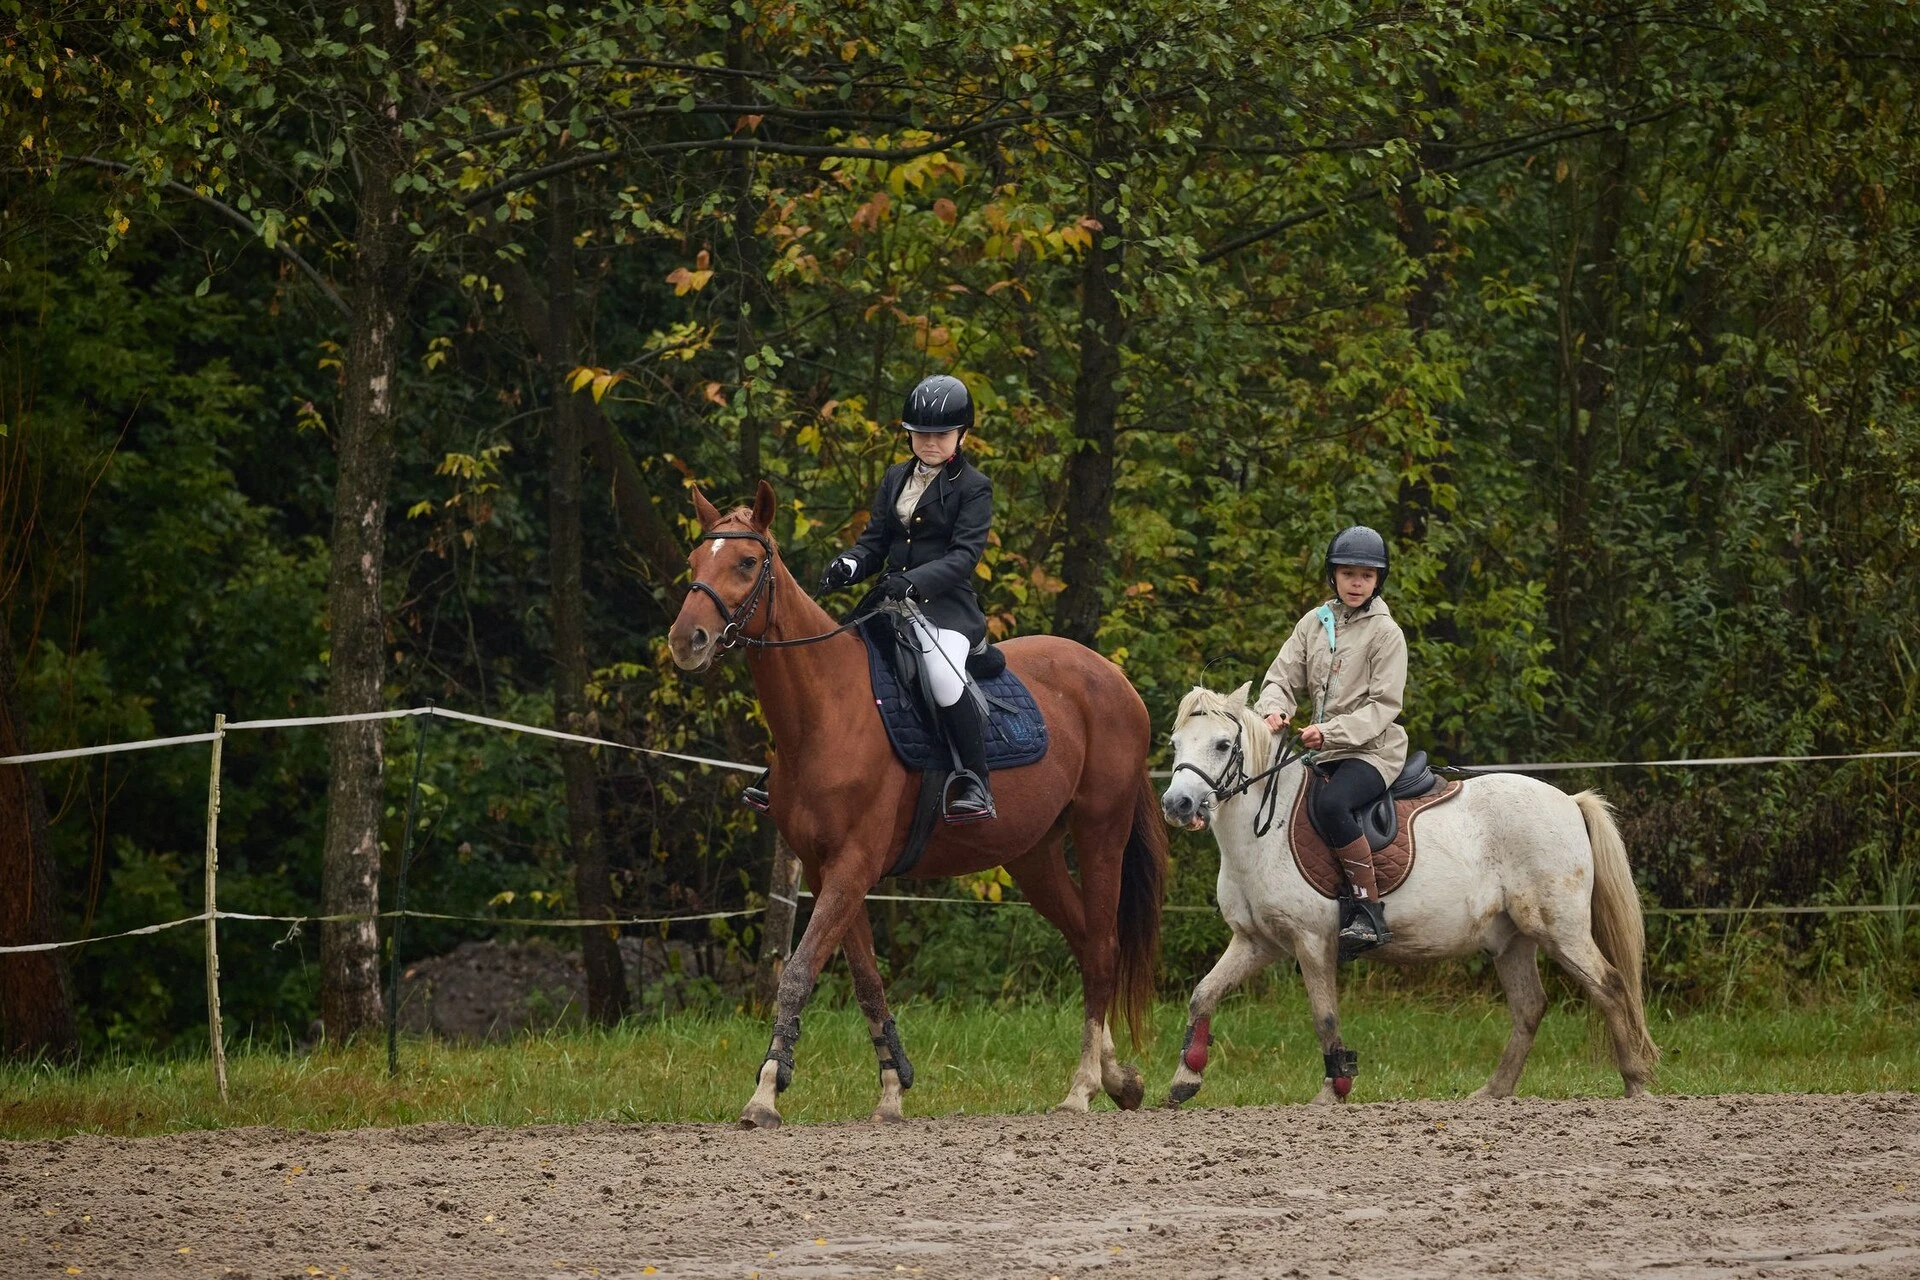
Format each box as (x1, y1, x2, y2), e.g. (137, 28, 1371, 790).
(1253, 597, 1409, 787)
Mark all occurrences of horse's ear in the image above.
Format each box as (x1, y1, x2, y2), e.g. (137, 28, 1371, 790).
(750, 479, 777, 533)
(1226, 680, 1253, 709)
(691, 485, 723, 532)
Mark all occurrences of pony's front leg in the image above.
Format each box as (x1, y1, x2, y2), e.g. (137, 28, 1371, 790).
(842, 909, 911, 1122)
(740, 876, 869, 1130)
(1165, 929, 1275, 1108)
(1295, 934, 1355, 1104)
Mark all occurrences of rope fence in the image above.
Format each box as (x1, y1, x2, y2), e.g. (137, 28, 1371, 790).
(1, 705, 1914, 1086)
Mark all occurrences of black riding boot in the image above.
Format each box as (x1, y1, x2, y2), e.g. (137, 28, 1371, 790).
(937, 697, 996, 823)
(741, 769, 771, 813)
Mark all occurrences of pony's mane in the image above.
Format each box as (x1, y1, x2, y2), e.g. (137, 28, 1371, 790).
(1173, 684, 1275, 778)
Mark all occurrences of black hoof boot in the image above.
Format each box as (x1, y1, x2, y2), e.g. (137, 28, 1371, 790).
(1337, 897, 1391, 963)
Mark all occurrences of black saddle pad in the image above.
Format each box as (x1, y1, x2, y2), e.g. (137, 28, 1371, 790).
(860, 623, 1048, 773)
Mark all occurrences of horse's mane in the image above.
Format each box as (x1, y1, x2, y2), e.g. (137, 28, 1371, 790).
(1173, 685, 1275, 779)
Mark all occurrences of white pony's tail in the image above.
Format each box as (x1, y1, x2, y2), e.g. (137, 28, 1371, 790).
(1575, 790, 1658, 1069)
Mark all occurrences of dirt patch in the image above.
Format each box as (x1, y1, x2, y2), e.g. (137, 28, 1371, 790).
(3, 1092, 1915, 1278)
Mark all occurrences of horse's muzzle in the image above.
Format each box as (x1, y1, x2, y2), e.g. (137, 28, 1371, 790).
(1161, 789, 1209, 831)
(668, 625, 715, 671)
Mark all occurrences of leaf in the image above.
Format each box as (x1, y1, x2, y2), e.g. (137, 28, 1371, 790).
(194, 276, 211, 297)
(569, 366, 598, 393)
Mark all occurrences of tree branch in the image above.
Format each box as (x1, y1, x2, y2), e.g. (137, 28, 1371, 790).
(70, 156, 350, 316)
(1198, 103, 1690, 265)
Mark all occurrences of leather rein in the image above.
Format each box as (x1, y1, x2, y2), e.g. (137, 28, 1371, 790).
(687, 528, 865, 652)
(1171, 712, 1304, 837)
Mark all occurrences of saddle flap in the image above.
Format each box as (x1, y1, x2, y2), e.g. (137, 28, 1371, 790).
(1360, 793, 1398, 851)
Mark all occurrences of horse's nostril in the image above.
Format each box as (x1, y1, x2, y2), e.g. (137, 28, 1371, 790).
(692, 626, 709, 648)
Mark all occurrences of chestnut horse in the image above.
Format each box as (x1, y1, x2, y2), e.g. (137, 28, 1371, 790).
(668, 482, 1168, 1128)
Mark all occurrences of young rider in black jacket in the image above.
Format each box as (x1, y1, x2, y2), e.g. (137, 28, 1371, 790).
(820, 374, 996, 821)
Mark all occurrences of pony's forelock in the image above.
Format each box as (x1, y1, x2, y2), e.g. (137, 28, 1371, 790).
(1172, 684, 1275, 778)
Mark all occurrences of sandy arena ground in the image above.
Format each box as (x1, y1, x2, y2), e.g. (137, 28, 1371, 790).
(4, 1092, 1917, 1278)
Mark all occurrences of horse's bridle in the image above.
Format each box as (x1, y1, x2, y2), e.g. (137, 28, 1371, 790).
(686, 527, 865, 652)
(1171, 712, 1304, 837)
(686, 529, 778, 651)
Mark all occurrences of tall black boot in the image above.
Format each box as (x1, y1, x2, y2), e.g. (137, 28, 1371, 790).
(937, 697, 995, 823)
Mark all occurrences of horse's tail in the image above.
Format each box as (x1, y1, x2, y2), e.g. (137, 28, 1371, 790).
(1575, 789, 1658, 1069)
(1115, 769, 1170, 1050)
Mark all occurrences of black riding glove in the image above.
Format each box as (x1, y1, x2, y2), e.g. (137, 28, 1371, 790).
(818, 554, 859, 594)
(877, 573, 916, 602)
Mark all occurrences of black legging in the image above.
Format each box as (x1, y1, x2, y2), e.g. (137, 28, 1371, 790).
(1309, 757, 1388, 846)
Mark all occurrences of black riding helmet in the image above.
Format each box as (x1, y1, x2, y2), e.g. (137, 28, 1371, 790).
(900, 373, 974, 436)
(1324, 525, 1389, 602)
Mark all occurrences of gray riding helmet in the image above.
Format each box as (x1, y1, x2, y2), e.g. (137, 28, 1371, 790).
(1324, 525, 1389, 601)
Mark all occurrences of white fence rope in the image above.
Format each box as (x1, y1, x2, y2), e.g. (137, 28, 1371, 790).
(9, 706, 1917, 776)
(2, 706, 1915, 959)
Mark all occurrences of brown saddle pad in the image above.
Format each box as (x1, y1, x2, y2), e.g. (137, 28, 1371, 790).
(1289, 776, 1464, 900)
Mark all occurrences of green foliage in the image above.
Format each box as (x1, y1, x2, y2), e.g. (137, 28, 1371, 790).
(5, 0, 1919, 1052)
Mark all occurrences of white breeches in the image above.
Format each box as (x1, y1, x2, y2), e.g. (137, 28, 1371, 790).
(905, 617, 971, 707)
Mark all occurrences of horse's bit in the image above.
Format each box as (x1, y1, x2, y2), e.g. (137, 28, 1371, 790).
(1171, 712, 1303, 837)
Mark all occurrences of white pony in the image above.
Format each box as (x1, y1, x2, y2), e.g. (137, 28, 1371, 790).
(1159, 682, 1656, 1105)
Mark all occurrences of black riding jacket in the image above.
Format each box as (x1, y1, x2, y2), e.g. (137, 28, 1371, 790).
(845, 451, 992, 645)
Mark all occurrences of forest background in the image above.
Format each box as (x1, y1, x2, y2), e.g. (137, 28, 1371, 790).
(3, 0, 1917, 1059)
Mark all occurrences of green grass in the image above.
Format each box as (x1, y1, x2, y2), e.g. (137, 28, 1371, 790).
(3, 990, 1914, 1140)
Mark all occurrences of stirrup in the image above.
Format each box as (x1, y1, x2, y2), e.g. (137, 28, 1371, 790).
(942, 770, 996, 825)
(741, 772, 771, 813)
(1337, 896, 1391, 963)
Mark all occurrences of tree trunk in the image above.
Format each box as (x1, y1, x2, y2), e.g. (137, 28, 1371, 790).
(1052, 120, 1127, 648)
(1551, 122, 1631, 687)
(0, 621, 78, 1061)
(545, 174, 628, 1025)
(318, 61, 410, 1041)
(1393, 70, 1456, 547)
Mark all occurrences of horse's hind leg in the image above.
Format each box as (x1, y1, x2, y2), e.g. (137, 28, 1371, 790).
(1538, 929, 1654, 1098)
(842, 909, 910, 1122)
(1165, 929, 1275, 1108)
(1004, 829, 1141, 1112)
(1473, 936, 1546, 1099)
(740, 872, 872, 1130)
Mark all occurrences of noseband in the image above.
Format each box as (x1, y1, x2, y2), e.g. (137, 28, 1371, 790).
(1171, 712, 1302, 837)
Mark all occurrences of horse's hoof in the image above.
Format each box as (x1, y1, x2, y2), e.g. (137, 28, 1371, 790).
(1164, 1080, 1201, 1108)
(738, 1104, 782, 1130)
(1049, 1101, 1091, 1115)
(1109, 1064, 1146, 1112)
(868, 1108, 906, 1124)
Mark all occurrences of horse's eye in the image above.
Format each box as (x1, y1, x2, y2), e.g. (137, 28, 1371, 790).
(739, 556, 759, 571)
(1214, 738, 1231, 752)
